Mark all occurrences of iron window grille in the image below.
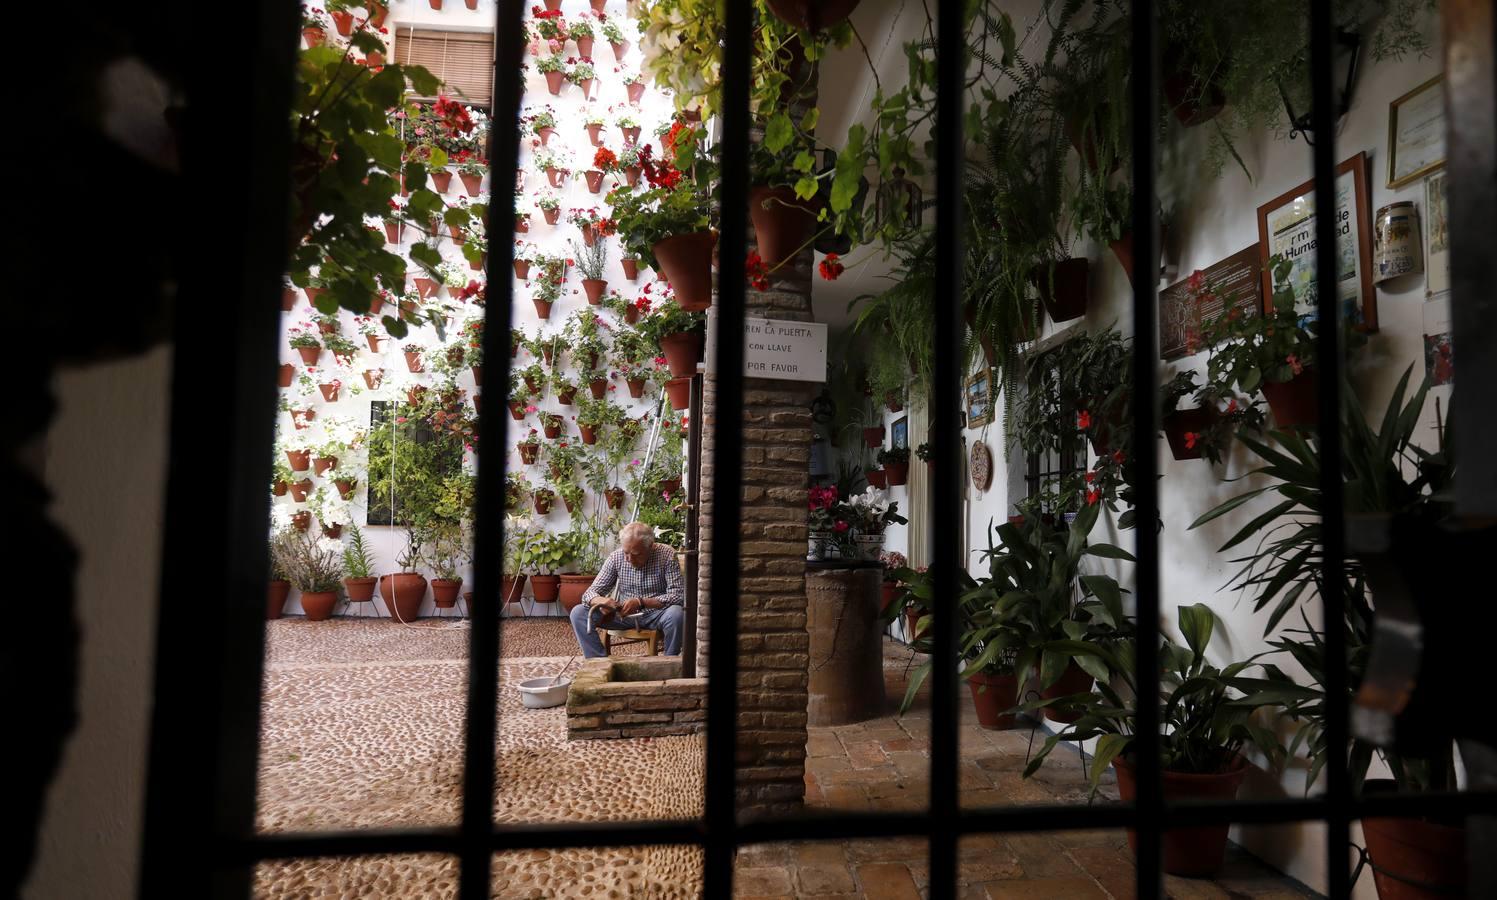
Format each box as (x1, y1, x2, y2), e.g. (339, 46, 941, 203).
(136, 2, 1496, 898)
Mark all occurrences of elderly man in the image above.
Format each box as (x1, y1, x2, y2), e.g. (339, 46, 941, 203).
(569, 522, 686, 658)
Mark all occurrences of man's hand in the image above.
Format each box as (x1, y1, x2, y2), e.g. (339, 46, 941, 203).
(618, 597, 643, 617)
(592, 598, 618, 624)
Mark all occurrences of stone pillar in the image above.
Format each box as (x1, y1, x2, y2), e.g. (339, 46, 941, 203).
(696, 185, 817, 821)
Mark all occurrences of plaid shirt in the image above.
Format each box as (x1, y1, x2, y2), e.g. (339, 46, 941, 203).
(582, 545, 685, 608)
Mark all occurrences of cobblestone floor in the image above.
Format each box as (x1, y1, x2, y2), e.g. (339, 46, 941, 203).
(252, 618, 1315, 899)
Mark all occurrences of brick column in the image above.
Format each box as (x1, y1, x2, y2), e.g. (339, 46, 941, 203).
(696, 179, 817, 821)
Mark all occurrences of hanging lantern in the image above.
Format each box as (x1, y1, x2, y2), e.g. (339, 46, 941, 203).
(811, 148, 869, 255)
(875, 166, 923, 234)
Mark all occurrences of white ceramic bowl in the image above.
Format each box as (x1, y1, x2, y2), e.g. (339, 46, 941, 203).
(517, 676, 571, 709)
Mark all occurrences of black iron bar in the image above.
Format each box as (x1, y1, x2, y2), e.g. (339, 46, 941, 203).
(461, 1, 526, 897)
(930, 0, 967, 895)
(1127, 1, 1162, 898)
(703, 0, 752, 894)
(1307, 2, 1350, 897)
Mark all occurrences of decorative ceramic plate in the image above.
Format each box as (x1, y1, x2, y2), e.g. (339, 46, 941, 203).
(970, 440, 993, 491)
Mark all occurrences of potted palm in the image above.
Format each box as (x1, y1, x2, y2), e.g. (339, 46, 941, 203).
(341, 522, 377, 604)
(282, 531, 343, 622)
(379, 530, 429, 622)
(1025, 604, 1291, 876)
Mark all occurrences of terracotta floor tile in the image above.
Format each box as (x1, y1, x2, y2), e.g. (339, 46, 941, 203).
(982, 876, 1111, 899)
(855, 862, 922, 900)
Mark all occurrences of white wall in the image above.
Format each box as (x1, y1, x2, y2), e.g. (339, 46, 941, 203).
(864, 8, 1447, 895)
(25, 346, 173, 900)
(274, 0, 678, 617)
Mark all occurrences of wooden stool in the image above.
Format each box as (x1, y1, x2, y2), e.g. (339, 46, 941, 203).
(602, 627, 662, 656)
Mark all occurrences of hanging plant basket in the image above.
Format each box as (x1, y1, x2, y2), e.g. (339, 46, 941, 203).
(866, 468, 887, 489)
(1262, 367, 1318, 428)
(532, 490, 555, 514)
(519, 443, 540, 465)
(659, 331, 705, 377)
(1031, 258, 1091, 323)
(582, 278, 607, 304)
(885, 461, 909, 486)
(749, 186, 815, 269)
(653, 231, 717, 311)
(665, 376, 692, 411)
(1162, 407, 1216, 460)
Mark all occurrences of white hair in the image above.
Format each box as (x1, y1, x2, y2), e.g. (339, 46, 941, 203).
(619, 522, 655, 547)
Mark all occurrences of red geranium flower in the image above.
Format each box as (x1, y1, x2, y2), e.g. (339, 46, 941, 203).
(818, 253, 845, 281)
(745, 251, 769, 291)
(1086, 488, 1101, 505)
(1184, 431, 1198, 449)
(1076, 410, 1092, 430)
(593, 147, 618, 170)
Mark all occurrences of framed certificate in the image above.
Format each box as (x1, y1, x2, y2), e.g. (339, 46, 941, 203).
(1256, 152, 1377, 332)
(1387, 74, 1446, 189)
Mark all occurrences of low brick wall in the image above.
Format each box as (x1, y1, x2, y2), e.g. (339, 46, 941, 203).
(566, 657, 708, 741)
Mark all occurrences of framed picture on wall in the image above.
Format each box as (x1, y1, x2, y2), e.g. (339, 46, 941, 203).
(965, 370, 994, 429)
(890, 416, 909, 450)
(1256, 151, 1378, 332)
(1387, 74, 1445, 189)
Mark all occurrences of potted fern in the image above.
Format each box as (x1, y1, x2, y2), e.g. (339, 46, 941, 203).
(342, 522, 377, 604)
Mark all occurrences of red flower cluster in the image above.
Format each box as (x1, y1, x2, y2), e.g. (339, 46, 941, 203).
(637, 144, 683, 190)
(1183, 431, 1199, 450)
(432, 96, 475, 135)
(595, 217, 617, 236)
(664, 121, 694, 154)
(531, 6, 563, 19)
(808, 485, 838, 511)
(593, 147, 618, 170)
(745, 251, 769, 291)
(1076, 410, 1092, 430)
(818, 253, 845, 281)
(459, 280, 485, 303)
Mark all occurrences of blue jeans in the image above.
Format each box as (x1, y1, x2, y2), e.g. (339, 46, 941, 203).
(569, 603, 685, 658)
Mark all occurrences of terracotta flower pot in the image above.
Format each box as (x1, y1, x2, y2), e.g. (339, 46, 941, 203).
(544, 70, 564, 95)
(1361, 779, 1468, 900)
(335, 478, 356, 499)
(379, 572, 428, 622)
(627, 82, 645, 104)
(626, 377, 646, 398)
(611, 41, 628, 61)
(383, 221, 404, 244)
(885, 394, 903, 413)
(543, 419, 562, 439)
(605, 487, 625, 509)
(1163, 46, 1227, 127)
(469, 364, 483, 386)
(579, 423, 599, 445)
(532, 298, 554, 319)
(321, 523, 342, 539)
(330, 9, 354, 35)
(342, 576, 376, 603)
(584, 170, 604, 193)
(513, 259, 530, 279)
(277, 363, 295, 388)
(1113, 754, 1249, 877)
(867, 468, 887, 489)
(267, 580, 290, 620)
(579, 222, 597, 246)
(585, 123, 602, 146)
(414, 277, 439, 299)
(318, 383, 340, 402)
(904, 608, 925, 646)
(966, 670, 1020, 729)
(659, 477, 681, 496)
(312, 455, 338, 476)
(367, 2, 388, 27)
(764, 0, 860, 29)
(621, 260, 640, 283)
(543, 207, 561, 225)
(884, 461, 909, 486)
(624, 305, 640, 324)
(862, 426, 884, 448)
(302, 26, 326, 48)
(659, 331, 704, 377)
(576, 36, 594, 58)
(1163, 406, 1216, 460)
(296, 346, 321, 366)
(515, 215, 530, 234)
(286, 448, 311, 471)
(582, 278, 607, 304)
(365, 50, 384, 67)
(519, 443, 540, 465)
(272, 480, 289, 497)
(653, 231, 717, 311)
(509, 401, 526, 421)
(461, 172, 484, 194)
(585, 377, 606, 400)
(1262, 367, 1318, 428)
(281, 287, 297, 311)
(299, 590, 337, 621)
(291, 511, 311, 531)
(558, 574, 594, 612)
(665, 376, 691, 411)
(1037, 661, 1096, 723)
(406, 386, 427, 406)
(621, 125, 641, 144)
(530, 573, 561, 604)
(536, 126, 555, 147)
(431, 170, 453, 192)
(749, 185, 815, 268)
(362, 369, 383, 390)
(432, 578, 462, 608)
(404, 350, 424, 373)
(429, 0, 443, 9)
(290, 408, 315, 430)
(501, 574, 529, 606)
(879, 580, 900, 615)
(1031, 258, 1091, 323)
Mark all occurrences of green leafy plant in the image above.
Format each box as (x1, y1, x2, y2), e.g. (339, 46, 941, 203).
(278, 531, 344, 593)
(342, 522, 375, 579)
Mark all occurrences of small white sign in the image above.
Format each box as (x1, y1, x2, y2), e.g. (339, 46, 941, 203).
(744, 318, 827, 383)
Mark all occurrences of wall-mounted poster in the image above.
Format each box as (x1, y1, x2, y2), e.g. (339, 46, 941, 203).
(1424, 169, 1450, 298)
(1256, 151, 1377, 332)
(1158, 245, 1262, 360)
(891, 416, 908, 450)
(965, 370, 994, 429)
(1387, 74, 1446, 189)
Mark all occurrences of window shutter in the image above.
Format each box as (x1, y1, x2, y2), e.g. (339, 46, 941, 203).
(394, 28, 494, 107)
